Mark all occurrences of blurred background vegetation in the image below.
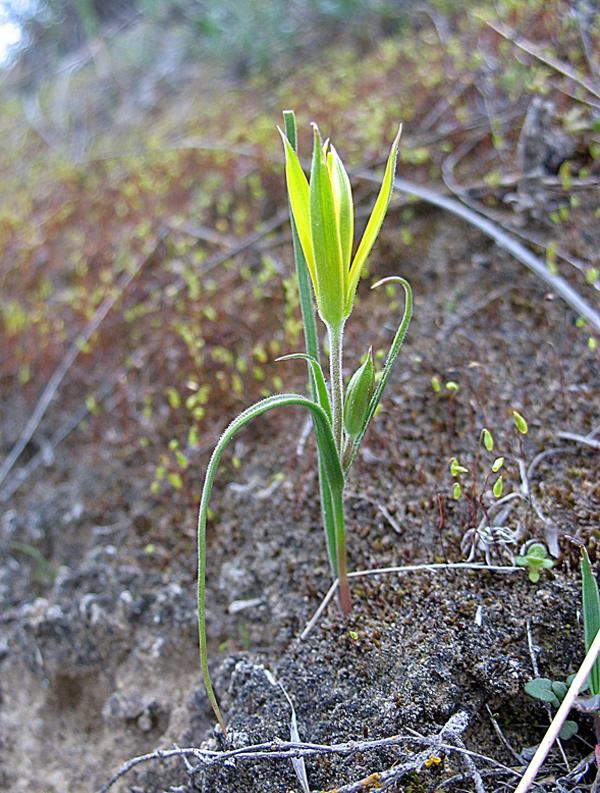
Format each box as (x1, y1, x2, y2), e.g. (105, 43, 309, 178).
(0, 0, 598, 531)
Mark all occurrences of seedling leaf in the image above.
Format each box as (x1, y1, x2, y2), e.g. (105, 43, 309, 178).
(559, 720, 578, 740)
(581, 547, 600, 696)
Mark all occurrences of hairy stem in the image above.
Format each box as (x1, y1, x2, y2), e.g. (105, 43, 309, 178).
(328, 322, 345, 457)
(332, 485, 352, 615)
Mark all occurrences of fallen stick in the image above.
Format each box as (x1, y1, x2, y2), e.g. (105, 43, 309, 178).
(486, 20, 600, 104)
(355, 170, 600, 332)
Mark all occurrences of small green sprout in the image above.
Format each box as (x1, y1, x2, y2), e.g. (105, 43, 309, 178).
(512, 410, 528, 434)
(491, 456, 504, 473)
(196, 111, 412, 732)
(452, 482, 462, 500)
(515, 542, 554, 582)
(482, 428, 494, 452)
(524, 675, 581, 740)
(450, 457, 468, 476)
(431, 375, 441, 393)
(344, 349, 375, 439)
(524, 548, 600, 745)
(492, 476, 503, 498)
(445, 380, 459, 392)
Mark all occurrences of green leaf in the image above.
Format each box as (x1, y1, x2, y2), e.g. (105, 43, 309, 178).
(283, 111, 335, 580)
(309, 124, 345, 327)
(344, 276, 412, 475)
(551, 680, 568, 700)
(328, 144, 354, 272)
(559, 720, 578, 740)
(581, 547, 600, 696)
(453, 482, 462, 500)
(482, 428, 494, 452)
(524, 678, 560, 706)
(343, 349, 375, 438)
(276, 353, 332, 421)
(278, 128, 317, 294)
(345, 125, 402, 316)
(512, 410, 528, 434)
(493, 476, 503, 498)
(197, 393, 343, 731)
(528, 543, 548, 559)
(492, 457, 504, 473)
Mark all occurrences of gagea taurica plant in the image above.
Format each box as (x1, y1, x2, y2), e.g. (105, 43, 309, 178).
(197, 111, 412, 731)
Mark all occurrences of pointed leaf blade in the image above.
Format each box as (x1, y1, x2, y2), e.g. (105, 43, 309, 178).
(329, 144, 354, 272)
(310, 124, 345, 327)
(278, 128, 318, 294)
(197, 393, 342, 732)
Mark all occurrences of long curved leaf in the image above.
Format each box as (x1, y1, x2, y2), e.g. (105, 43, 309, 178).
(282, 111, 336, 577)
(197, 393, 342, 732)
(344, 276, 412, 475)
(276, 353, 331, 421)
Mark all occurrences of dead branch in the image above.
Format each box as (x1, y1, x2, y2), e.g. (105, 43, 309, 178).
(99, 712, 521, 793)
(355, 170, 600, 332)
(486, 20, 600, 104)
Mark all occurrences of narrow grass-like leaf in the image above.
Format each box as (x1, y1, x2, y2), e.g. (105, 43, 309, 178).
(344, 276, 412, 475)
(197, 393, 342, 731)
(328, 145, 354, 271)
(581, 546, 600, 696)
(310, 124, 345, 327)
(278, 128, 317, 293)
(345, 125, 402, 316)
(276, 353, 331, 421)
(282, 110, 336, 577)
(283, 111, 319, 370)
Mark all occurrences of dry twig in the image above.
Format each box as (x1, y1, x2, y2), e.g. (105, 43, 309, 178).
(355, 171, 600, 332)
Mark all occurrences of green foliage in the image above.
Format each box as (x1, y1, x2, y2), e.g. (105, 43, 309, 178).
(512, 410, 528, 435)
(482, 428, 494, 452)
(515, 542, 554, 583)
(343, 349, 375, 438)
(581, 547, 600, 697)
(196, 113, 412, 730)
(524, 676, 580, 740)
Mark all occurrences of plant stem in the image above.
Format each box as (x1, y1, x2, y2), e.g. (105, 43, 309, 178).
(328, 322, 345, 457)
(332, 486, 352, 615)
